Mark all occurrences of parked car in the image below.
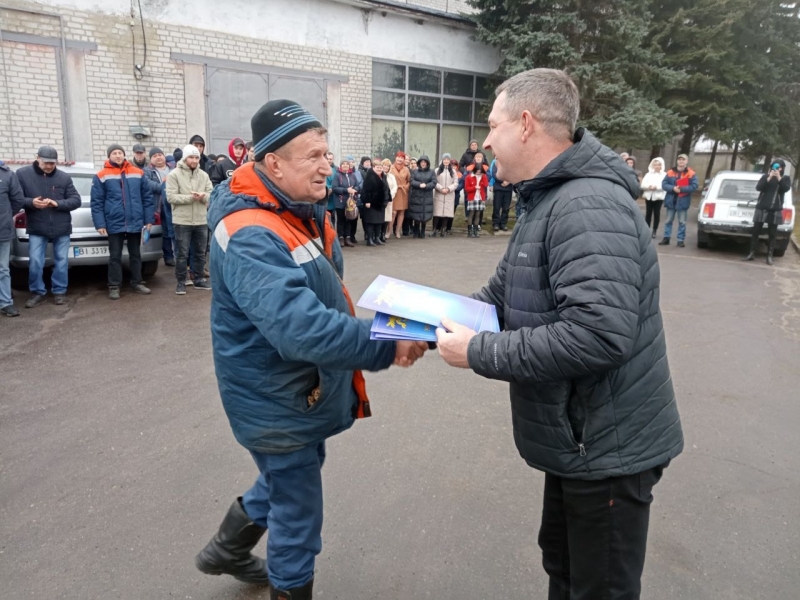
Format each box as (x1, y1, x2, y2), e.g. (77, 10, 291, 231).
(697, 170, 795, 256)
(9, 163, 163, 288)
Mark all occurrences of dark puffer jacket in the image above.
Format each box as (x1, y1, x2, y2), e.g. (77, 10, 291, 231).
(0, 165, 25, 243)
(407, 155, 436, 222)
(361, 168, 390, 225)
(467, 128, 683, 480)
(16, 163, 82, 238)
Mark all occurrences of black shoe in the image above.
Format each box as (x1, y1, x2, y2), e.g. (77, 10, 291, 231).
(501, 226, 509, 232)
(25, 294, 47, 308)
(677, 241, 685, 248)
(366, 237, 375, 247)
(271, 579, 313, 600)
(0, 304, 20, 317)
(164, 258, 176, 267)
(767, 251, 774, 266)
(374, 235, 384, 245)
(379, 233, 387, 243)
(195, 498, 270, 586)
(350, 237, 358, 245)
(742, 252, 755, 262)
(54, 294, 66, 306)
(658, 238, 670, 246)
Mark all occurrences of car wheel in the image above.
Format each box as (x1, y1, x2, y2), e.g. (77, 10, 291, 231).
(773, 238, 790, 258)
(10, 266, 28, 291)
(697, 229, 710, 249)
(141, 260, 159, 277)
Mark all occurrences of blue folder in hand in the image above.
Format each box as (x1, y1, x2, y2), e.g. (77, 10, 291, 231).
(358, 275, 500, 342)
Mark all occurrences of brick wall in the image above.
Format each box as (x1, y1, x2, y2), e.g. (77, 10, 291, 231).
(0, 39, 64, 160)
(0, 1, 373, 166)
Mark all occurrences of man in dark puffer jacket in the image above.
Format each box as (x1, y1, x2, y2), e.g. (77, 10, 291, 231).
(437, 69, 683, 600)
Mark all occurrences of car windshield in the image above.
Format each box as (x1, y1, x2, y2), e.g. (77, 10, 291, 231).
(716, 179, 759, 202)
(70, 175, 94, 197)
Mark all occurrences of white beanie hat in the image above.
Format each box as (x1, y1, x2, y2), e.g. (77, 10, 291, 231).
(182, 144, 201, 159)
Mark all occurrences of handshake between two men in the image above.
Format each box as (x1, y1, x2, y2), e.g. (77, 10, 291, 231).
(392, 317, 477, 369)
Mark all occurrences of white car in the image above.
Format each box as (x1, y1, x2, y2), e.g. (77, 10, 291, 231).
(697, 170, 795, 256)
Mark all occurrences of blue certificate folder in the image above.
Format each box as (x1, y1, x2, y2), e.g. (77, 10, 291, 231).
(358, 275, 500, 341)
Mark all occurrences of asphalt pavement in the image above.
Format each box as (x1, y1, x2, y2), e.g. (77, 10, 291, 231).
(2, 208, 800, 599)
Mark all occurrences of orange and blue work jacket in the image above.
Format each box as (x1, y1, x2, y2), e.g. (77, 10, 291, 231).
(207, 162, 396, 454)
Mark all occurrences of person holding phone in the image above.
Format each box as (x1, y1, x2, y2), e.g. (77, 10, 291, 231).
(743, 159, 792, 265)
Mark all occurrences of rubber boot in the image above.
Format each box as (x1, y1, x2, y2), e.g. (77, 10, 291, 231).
(271, 579, 313, 600)
(195, 498, 270, 585)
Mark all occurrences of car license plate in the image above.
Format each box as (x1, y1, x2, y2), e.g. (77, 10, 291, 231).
(72, 246, 109, 257)
(728, 207, 754, 220)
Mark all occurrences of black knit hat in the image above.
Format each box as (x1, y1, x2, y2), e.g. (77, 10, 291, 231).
(149, 147, 164, 158)
(173, 147, 183, 162)
(251, 99, 323, 162)
(107, 144, 125, 158)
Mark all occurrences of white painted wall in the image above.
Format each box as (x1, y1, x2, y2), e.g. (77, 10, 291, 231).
(41, 0, 501, 73)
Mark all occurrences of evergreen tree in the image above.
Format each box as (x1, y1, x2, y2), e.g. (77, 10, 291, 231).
(468, 0, 685, 148)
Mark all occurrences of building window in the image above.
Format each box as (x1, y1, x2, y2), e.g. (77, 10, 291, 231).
(371, 61, 494, 163)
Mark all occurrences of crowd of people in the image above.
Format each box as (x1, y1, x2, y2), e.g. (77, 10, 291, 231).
(1, 120, 794, 317)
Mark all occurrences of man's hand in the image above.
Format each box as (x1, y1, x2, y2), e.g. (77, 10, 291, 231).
(97, 228, 108, 236)
(435, 317, 477, 369)
(393, 341, 428, 367)
(191, 192, 203, 201)
(46, 199, 57, 208)
(365, 203, 371, 209)
(32, 197, 49, 209)
(673, 186, 681, 194)
(145, 224, 152, 231)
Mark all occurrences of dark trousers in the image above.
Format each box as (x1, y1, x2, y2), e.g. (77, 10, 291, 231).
(402, 218, 411, 237)
(492, 189, 512, 228)
(336, 209, 357, 240)
(107, 231, 142, 288)
(445, 216, 454, 232)
(538, 463, 667, 600)
(750, 220, 779, 252)
(160, 201, 175, 260)
(364, 222, 381, 241)
(411, 220, 427, 237)
(174, 224, 208, 283)
(644, 200, 663, 233)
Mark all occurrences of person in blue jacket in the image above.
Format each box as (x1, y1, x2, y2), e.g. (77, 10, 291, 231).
(194, 99, 428, 600)
(659, 153, 698, 248)
(90, 144, 155, 299)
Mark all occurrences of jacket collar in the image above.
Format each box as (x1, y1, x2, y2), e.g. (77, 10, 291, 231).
(33, 162, 58, 177)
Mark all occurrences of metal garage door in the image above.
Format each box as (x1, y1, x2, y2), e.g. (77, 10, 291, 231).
(206, 68, 326, 156)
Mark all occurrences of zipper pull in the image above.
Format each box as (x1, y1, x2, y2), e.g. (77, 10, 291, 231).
(578, 443, 586, 457)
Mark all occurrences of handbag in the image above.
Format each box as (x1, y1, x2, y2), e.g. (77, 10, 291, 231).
(345, 193, 359, 220)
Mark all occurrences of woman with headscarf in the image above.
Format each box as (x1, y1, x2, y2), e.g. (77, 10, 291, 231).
(743, 159, 792, 265)
(389, 152, 410, 238)
(641, 157, 667, 239)
(382, 158, 396, 243)
(408, 155, 436, 239)
(432, 154, 459, 237)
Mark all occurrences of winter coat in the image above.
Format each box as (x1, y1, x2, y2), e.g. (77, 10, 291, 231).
(0, 164, 25, 243)
(209, 139, 247, 186)
(433, 166, 458, 218)
(407, 156, 436, 222)
(16, 163, 81, 238)
(755, 173, 791, 212)
(662, 166, 698, 211)
(468, 128, 683, 480)
(490, 161, 513, 192)
(206, 162, 395, 454)
(459, 148, 477, 169)
(640, 158, 667, 202)
(464, 171, 489, 203)
(166, 159, 214, 226)
(90, 160, 155, 234)
(389, 164, 410, 211)
(326, 166, 339, 211)
(332, 171, 360, 210)
(361, 169, 390, 225)
(143, 165, 172, 212)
